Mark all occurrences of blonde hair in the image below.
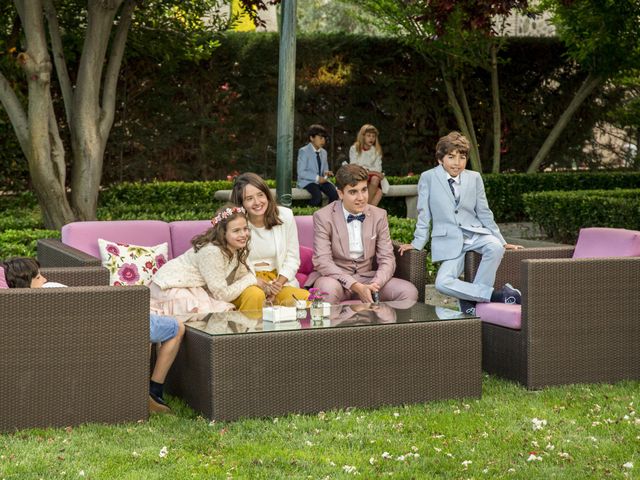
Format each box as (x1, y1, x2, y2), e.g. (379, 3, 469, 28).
(353, 124, 382, 156)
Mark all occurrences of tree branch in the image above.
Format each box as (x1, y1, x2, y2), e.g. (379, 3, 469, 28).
(43, 0, 74, 132)
(100, 0, 135, 138)
(0, 71, 29, 154)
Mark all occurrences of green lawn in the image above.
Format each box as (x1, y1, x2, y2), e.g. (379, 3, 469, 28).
(1, 376, 638, 479)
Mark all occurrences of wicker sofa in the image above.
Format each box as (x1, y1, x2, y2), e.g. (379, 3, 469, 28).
(0, 267, 149, 432)
(464, 227, 640, 389)
(37, 217, 429, 301)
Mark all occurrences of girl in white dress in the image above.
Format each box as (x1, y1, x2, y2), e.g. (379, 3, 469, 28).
(348, 124, 386, 206)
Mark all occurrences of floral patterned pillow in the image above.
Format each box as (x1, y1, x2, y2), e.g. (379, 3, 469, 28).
(98, 239, 168, 286)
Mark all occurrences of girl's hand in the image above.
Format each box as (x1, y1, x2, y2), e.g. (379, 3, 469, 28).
(257, 278, 271, 295)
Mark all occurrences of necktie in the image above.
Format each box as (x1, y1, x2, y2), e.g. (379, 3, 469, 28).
(315, 151, 322, 176)
(347, 213, 365, 223)
(448, 178, 459, 205)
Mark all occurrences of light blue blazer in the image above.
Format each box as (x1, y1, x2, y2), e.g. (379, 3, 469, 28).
(297, 143, 329, 189)
(411, 165, 505, 262)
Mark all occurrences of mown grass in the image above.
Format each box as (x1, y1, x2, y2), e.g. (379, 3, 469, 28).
(1, 376, 638, 479)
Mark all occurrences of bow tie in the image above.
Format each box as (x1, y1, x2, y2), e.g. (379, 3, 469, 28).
(347, 213, 365, 223)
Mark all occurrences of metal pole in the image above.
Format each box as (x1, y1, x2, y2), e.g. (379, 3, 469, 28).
(275, 0, 296, 207)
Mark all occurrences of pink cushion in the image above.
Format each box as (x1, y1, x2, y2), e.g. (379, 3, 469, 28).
(298, 245, 314, 274)
(476, 303, 521, 330)
(295, 216, 314, 249)
(169, 221, 211, 257)
(295, 272, 308, 288)
(0, 267, 8, 289)
(62, 221, 172, 259)
(573, 227, 640, 259)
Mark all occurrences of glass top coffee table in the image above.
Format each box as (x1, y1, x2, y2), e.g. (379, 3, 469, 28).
(167, 301, 480, 421)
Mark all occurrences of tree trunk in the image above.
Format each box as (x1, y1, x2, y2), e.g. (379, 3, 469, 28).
(17, 0, 75, 229)
(441, 66, 482, 172)
(456, 76, 482, 172)
(527, 73, 604, 173)
(490, 43, 501, 173)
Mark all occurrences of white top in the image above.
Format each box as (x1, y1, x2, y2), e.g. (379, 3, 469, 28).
(349, 145, 382, 172)
(151, 243, 257, 303)
(248, 206, 302, 287)
(249, 226, 277, 272)
(342, 205, 364, 260)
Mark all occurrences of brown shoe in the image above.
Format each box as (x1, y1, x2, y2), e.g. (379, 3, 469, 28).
(149, 394, 171, 414)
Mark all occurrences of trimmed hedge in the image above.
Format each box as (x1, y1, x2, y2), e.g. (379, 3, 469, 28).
(0, 229, 60, 259)
(523, 189, 640, 243)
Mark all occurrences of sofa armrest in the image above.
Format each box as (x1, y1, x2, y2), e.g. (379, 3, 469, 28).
(0, 285, 150, 431)
(465, 246, 574, 291)
(520, 256, 640, 387)
(41, 267, 110, 286)
(392, 240, 428, 302)
(38, 238, 101, 267)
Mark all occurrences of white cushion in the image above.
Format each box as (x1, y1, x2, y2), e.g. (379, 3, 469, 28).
(98, 238, 168, 286)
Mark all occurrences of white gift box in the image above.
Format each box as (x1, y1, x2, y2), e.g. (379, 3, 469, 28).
(262, 305, 297, 322)
(311, 301, 331, 316)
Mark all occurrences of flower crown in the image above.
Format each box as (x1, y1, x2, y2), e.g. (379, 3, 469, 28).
(211, 206, 246, 226)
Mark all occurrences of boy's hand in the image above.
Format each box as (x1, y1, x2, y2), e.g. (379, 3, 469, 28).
(324, 170, 334, 177)
(504, 243, 524, 250)
(398, 243, 415, 256)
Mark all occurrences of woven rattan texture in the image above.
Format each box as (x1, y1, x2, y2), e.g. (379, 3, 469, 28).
(467, 248, 640, 389)
(169, 319, 481, 421)
(41, 267, 109, 286)
(392, 240, 427, 302)
(0, 286, 150, 431)
(38, 238, 102, 267)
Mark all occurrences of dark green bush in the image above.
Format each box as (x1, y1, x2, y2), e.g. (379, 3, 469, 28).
(523, 189, 640, 243)
(0, 229, 60, 259)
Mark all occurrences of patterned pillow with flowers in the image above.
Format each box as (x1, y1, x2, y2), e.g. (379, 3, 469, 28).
(98, 238, 168, 286)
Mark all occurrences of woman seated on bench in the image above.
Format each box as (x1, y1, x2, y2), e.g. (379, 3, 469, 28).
(230, 173, 310, 310)
(149, 204, 258, 314)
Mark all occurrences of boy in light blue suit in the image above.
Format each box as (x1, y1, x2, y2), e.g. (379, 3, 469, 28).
(297, 124, 339, 206)
(399, 131, 523, 315)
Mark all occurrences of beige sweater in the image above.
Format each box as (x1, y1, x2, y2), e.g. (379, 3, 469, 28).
(151, 244, 257, 302)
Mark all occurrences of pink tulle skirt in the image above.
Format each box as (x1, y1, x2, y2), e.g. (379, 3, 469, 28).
(149, 281, 235, 318)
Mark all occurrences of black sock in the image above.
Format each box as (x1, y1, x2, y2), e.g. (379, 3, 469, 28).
(490, 287, 503, 303)
(150, 380, 164, 400)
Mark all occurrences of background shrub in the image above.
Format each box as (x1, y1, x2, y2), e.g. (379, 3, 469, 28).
(523, 189, 640, 243)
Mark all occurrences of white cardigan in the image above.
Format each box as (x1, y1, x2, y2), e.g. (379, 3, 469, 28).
(349, 145, 382, 172)
(152, 243, 257, 303)
(248, 206, 302, 287)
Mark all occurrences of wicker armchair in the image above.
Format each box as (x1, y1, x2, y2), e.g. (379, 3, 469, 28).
(465, 231, 640, 389)
(0, 267, 150, 431)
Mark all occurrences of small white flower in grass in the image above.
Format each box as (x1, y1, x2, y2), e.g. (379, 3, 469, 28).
(482, 468, 489, 474)
(393, 412, 400, 417)
(531, 441, 539, 448)
(79, 471, 85, 477)
(342, 465, 357, 474)
(453, 409, 461, 414)
(159, 446, 168, 458)
(558, 452, 570, 460)
(411, 446, 418, 452)
(531, 418, 547, 430)
(369, 457, 376, 465)
(434, 447, 442, 453)
(382, 452, 392, 459)
(396, 455, 406, 462)
(507, 468, 516, 473)
(305, 440, 314, 447)
(635, 418, 640, 425)
(132, 451, 140, 457)
(273, 417, 278, 423)
(623, 462, 633, 470)
(329, 461, 336, 467)
(462, 460, 472, 467)
(592, 421, 601, 426)
(481, 431, 489, 438)
(589, 436, 598, 442)
(446, 453, 454, 458)
(208, 420, 216, 427)
(623, 415, 630, 420)
(545, 443, 555, 451)
(527, 454, 542, 462)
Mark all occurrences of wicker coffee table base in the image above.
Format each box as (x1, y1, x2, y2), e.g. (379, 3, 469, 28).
(167, 318, 481, 421)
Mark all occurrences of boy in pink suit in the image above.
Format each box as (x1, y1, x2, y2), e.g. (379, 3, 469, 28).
(306, 164, 419, 305)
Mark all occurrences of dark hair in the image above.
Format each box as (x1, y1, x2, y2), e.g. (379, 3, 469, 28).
(191, 204, 250, 268)
(230, 172, 282, 229)
(435, 131, 470, 162)
(307, 124, 328, 140)
(2, 257, 40, 288)
(335, 164, 368, 190)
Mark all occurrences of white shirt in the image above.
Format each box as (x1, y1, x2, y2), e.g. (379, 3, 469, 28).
(342, 205, 364, 259)
(248, 225, 277, 272)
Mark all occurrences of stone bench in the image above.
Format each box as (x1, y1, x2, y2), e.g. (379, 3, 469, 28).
(214, 184, 419, 217)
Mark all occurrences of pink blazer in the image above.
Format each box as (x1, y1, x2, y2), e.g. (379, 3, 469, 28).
(306, 201, 396, 290)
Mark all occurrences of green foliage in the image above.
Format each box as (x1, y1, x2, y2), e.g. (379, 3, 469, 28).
(0, 377, 638, 477)
(523, 189, 640, 243)
(0, 229, 59, 259)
